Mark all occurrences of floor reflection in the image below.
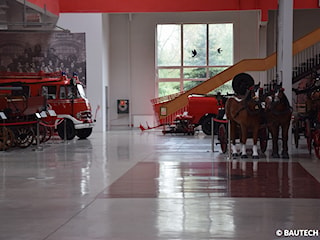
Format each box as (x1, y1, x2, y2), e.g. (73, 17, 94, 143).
(99, 161, 320, 198)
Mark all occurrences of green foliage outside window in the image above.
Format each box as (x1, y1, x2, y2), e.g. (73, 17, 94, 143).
(157, 23, 233, 97)
(158, 82, 180, 97)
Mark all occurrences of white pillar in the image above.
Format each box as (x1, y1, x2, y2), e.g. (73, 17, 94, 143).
(277, 0, 293, 104)
(277, 0, 293, 152)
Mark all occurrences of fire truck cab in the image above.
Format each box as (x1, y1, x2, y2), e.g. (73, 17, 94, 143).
(0, 71, 94, 140)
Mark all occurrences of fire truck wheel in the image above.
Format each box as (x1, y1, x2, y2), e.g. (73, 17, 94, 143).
(57, 119, 76, 140)
(76, 128, 93, 139)
(201, 116, 212, 135)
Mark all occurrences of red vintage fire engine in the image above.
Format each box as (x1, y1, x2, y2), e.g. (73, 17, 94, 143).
(187, 94, 224, 135)
(0, 71, 94, 140)
(159, 94, 224, 135)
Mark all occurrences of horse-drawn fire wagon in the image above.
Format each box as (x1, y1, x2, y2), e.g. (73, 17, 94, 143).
(293, 72, 320, 159)
(0, 86, 49, 149)
(217, 73, 292, 159)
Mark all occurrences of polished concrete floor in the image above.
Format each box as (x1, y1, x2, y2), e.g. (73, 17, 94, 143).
(1, 129, 320, 240)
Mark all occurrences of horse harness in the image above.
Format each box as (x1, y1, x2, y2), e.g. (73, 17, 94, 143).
(266, 91, 293, 116)
(231, 94, 263, 119)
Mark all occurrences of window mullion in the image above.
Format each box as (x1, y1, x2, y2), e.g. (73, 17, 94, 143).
(180, 24, 184, 92)
(206, 23, 209, 79)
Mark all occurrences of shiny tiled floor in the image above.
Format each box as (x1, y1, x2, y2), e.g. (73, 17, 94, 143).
(1, 129, 320, 240)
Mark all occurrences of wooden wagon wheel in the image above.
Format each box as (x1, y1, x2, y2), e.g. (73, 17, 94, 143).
(5, 127, 15, 149)
(305, 119, 312, 154)
(0, 127, 9, 150)
(43, 126, 53, 142)
(218, 124, 228, 153)
(32, 124, 52, 145)
(0, 127, 15, 150)
(13, 126, 35, 148)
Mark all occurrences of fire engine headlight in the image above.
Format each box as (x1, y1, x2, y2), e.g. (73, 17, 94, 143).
(76, 111, 92, 120)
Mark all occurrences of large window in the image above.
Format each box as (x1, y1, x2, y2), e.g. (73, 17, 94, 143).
(156, 23, 233, 97)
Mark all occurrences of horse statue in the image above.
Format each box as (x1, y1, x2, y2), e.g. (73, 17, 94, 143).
(225, 73, 263, 159)
(264, 83, 292, 158)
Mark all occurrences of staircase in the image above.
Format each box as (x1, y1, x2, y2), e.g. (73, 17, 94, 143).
(152, 28, 320, 124)
(292, 42, 320, 84)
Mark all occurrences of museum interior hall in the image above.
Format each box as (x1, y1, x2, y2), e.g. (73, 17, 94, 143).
(0, 1, 320, 240)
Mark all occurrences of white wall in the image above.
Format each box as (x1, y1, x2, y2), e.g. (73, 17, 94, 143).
(108, 11, 261, 128)
(267, 9, 320, 55)
(57, 13, 107, 132)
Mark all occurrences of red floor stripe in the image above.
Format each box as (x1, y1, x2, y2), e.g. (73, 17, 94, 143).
(98, 162, 320, 198)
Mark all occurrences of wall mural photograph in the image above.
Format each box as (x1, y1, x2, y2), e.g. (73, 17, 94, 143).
(0, 32, 87, 86)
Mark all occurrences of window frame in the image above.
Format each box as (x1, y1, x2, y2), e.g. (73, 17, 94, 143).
(156, 23, 234, 97)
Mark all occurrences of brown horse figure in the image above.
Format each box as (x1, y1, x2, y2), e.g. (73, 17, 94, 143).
(225, 81, 263, 159)
(265, 83, 292, 158)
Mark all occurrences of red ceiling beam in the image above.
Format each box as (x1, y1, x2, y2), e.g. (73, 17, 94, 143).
(58, 0, 319, 21)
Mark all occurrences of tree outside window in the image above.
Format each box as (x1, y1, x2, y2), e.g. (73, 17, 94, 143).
(156, 23, 233, 97)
